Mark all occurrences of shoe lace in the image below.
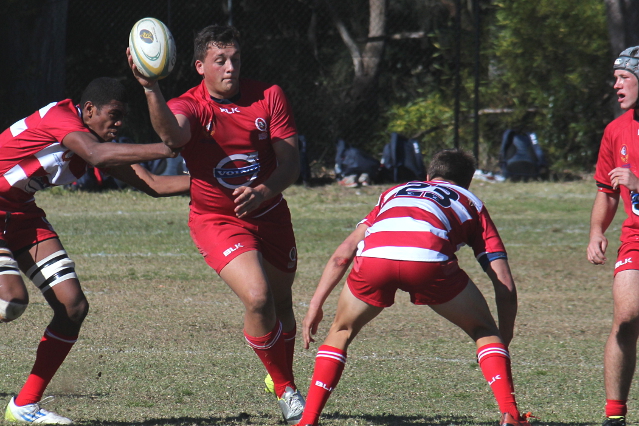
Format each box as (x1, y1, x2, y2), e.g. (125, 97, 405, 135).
(38, 396, 55, 407)
(25, 396, 55, 416)
(522, 412, 538, 422)
(286, 392, 304, 412)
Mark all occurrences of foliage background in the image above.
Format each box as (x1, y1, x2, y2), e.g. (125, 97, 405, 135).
(0, 0, 617, 174)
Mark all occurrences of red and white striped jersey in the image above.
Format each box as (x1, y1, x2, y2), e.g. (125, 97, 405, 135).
(356, 180, 506, 263)
(0, 100, 89, 210)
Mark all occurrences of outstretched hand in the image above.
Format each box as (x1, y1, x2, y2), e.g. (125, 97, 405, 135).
(302, 304, 324, 349)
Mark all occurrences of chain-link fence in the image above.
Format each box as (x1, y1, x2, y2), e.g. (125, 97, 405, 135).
(1, 0, 505, 180)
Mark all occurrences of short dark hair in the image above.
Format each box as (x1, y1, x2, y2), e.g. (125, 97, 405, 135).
(79, 77, 127, 109)
(193, 25, 241, 63)
(427, 149, 476, 189)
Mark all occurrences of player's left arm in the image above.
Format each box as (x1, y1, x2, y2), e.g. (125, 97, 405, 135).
(233, 135, 300, 218)
(106, 164, 190, 197)
(302, 224, 368, 349)
(483, 257, 517, 347)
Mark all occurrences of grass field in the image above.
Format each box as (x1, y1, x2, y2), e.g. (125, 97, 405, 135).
(0, 178, 626, 426)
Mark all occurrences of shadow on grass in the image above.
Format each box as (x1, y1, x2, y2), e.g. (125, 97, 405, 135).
(69, 412, 597, 426)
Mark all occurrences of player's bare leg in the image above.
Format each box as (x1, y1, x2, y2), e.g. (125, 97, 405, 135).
(603, 270, 639, 420)
(263, 258, 296, 332)
(430, 279, 525, 424)
(324, 284, 384, 350)
(428, 279, 501, 345)
(220, 251, 303, 424)
(220, 250, 276, 336)
(298, 284, 383, 426)
(6, 238, 86, 424)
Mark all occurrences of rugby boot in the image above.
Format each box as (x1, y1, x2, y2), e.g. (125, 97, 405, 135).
(5, 397, 73, 424)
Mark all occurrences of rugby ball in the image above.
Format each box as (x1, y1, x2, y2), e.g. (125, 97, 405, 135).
(129, 17, 176, 80)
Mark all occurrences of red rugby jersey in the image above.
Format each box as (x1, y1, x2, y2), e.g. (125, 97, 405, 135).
(0, 100, 89, 210)
(168, 78, 297, 217)
(594, 109, 639, 243)
(356, 180, 506, 263)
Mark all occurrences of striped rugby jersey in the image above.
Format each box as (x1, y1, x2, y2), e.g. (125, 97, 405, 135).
(356, 180, 506, 263)
(0, 100, 89, 209)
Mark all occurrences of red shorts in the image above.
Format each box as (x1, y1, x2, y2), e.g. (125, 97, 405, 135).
(0, 204, 58, 254)
(614, 242, 639, 275)
(346, 256, 469, 307)
(189, 199, 297, 274)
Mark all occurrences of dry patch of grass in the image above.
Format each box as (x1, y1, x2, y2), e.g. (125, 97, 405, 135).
(0, 179, 620, 425)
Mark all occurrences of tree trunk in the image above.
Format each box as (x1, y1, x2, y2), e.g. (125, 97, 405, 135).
(323, 0, 387, 144)
(0, 0, 68, 127)
(605, 0, 639, 56)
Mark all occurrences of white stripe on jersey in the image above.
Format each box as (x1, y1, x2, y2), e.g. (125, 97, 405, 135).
(35, 143, 73, 181)
(9, 119, 28, 138)
(9, 102, 57, 138)
(436, 182, 484, 212)
(379, 197, 453, 231)
(3, 164, 28, 186)
(39, 102, 57, 118)
(366, 216, 447, 238)
(359, 246, 449, 262)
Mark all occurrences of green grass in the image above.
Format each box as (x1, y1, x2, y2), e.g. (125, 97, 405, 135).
(0, 179, 624, 425)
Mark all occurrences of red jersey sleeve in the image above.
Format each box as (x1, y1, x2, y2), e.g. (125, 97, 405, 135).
(167, 95, 202, 143)
(469, 206, 506, 258)
(593, 124, 619, 194)
(265, 85, 296, 143)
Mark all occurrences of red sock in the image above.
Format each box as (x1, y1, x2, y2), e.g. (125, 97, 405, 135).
(298, 345, 347, 426)
(244, 321, 294, 397)
(477, 343, 520, 419)
(15, 328, 77, 406)
(282, 327, 296, 375)
(605, 399, 627, 417)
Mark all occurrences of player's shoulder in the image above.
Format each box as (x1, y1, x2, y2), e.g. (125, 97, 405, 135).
(605, 109, 635, 134)
(35, 99, 83, 126)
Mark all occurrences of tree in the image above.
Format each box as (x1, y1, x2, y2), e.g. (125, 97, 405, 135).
(0, 0, 68, 128)
(605, 0, 639, 57)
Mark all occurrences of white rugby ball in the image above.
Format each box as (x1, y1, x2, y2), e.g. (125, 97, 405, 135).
(129, 17, 176, 80)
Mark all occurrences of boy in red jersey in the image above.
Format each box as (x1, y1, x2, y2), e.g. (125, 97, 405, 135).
(295, 149, 530, 426)
(588, 46, 639, 426)
(128, 25, 304, 424)
(0, 77, 189, 424)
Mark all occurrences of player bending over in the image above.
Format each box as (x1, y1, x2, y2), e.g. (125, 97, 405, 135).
(295, 149, 532, 426)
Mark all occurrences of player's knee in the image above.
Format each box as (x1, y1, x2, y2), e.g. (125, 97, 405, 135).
(243, 290, 272, 314)
(328, 322, 358, 345)
(0, 249, 29, 322)
(66, 298, 89, 325)
(615, 320, 639, 343)
(0, 298, 28, 322)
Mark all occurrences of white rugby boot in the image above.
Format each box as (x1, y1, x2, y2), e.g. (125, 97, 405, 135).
(5, 397, 73, 424)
